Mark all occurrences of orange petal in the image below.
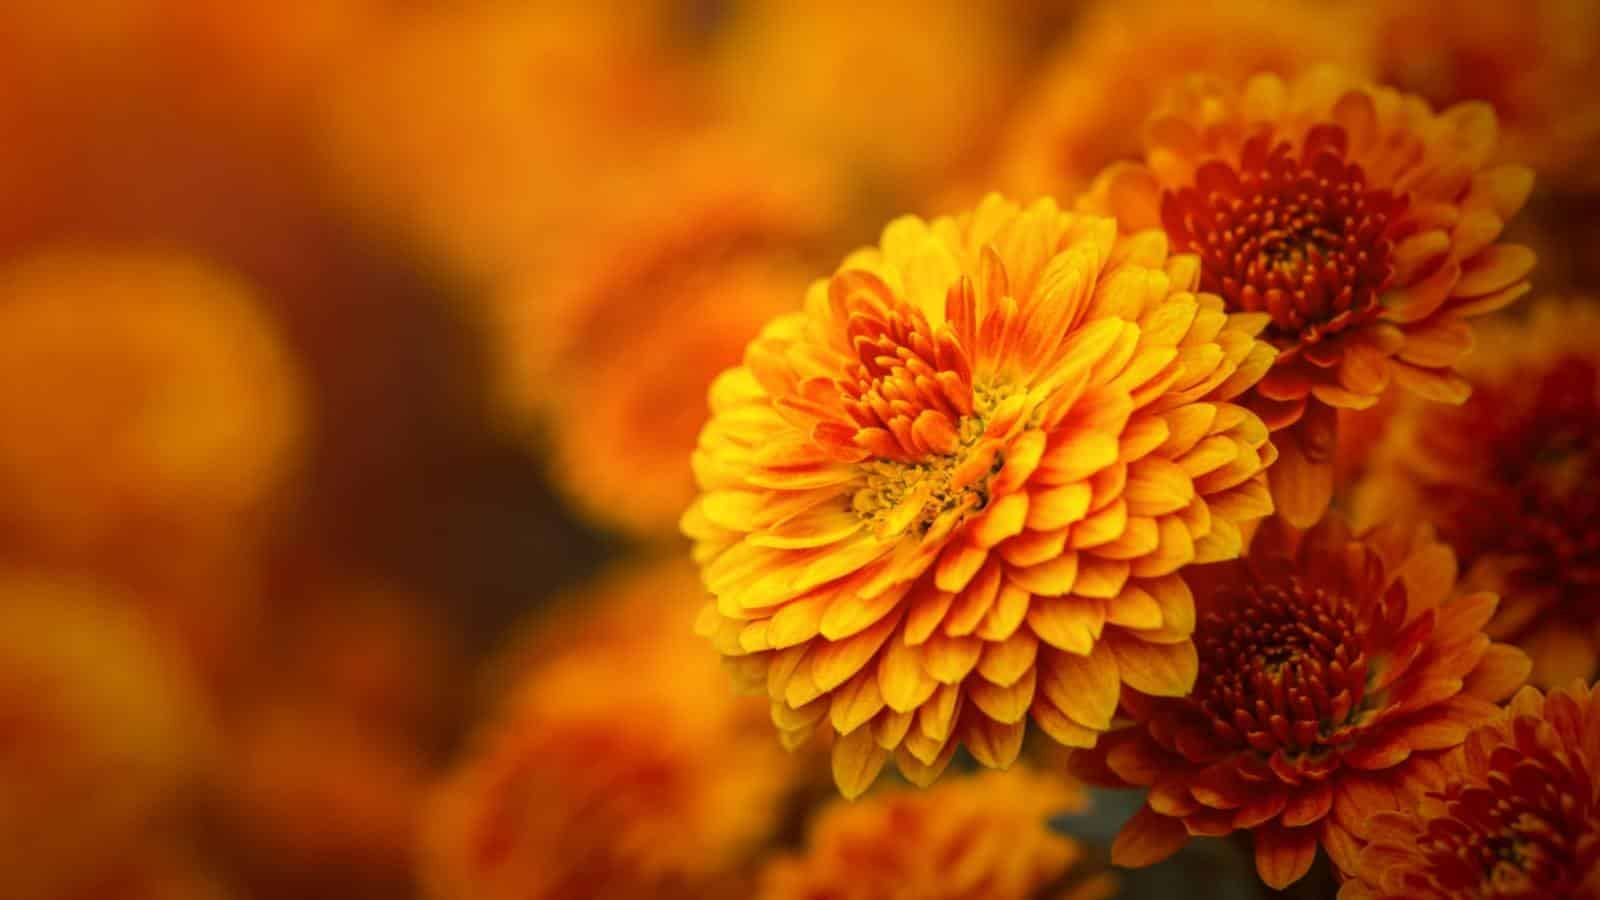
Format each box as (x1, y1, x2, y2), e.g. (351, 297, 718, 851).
(1452, 244, 1535, 298)
(1039, 644, 1120, 730)
(1106, 630, 1196, 697)
(1111, 805, 1190, 868)
(1254, 826, 1319, 889)
(1268, 425, 1334, 529)
(832, 726, 889, 799)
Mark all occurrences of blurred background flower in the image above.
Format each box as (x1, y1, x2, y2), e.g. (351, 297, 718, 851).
(0, 1, 1592, 899)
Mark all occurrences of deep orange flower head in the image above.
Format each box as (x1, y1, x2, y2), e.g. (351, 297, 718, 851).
(0, 576, 215, 900)
(1339, 681, 1600, 899)
(991, 0, 1373, 200)
(422, 560, 799, 900)
(1071, 516, 1531, 889)
(758, 768, 1115, 900)
(1358, 0, 1600, 189)
(1083, 65, 1536, 527)
(501, 137, 837, 538)
(685, 194, 1280, 796)
(0, 248, 304, 561)
(1358, 302, 1600, 688)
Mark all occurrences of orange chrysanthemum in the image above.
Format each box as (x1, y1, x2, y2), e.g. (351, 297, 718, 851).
(1339, 682, 1600, 899)
(319, 4, 703, 282)
(0, 248, 303, 689)
(685, 194, 1280, 796)
(1071, 517, 1531, 889)
(422, 560, 800, 900)
(991, 0, 1373, 201)
(758, 768, 1115, 900)
(1083, 65, 1537, 527)
(500, 139, 836, 538)
(709, 0, 1026, 212)
(1358, 302, 1600, 688)
(1358, 0, 1600, 189)
(0, 576, 215, 900)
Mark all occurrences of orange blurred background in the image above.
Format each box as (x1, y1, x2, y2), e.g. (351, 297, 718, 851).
(0, 2, 1593, 899)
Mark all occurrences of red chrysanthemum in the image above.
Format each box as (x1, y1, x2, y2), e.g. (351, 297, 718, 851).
(1358, 301, 1600, 687)
(1340, 682, 1600, 899)
(1083, 65, 1536, 527)
(1072, 516, 1531, 889)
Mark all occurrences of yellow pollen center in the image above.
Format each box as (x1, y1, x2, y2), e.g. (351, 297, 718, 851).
(850, 382, 1018, 538)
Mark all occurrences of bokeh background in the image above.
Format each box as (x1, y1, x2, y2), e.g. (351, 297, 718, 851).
(0, 2, 1594, 899)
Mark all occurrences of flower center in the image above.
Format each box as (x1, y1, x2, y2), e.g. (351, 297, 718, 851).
(1419, 775, 1600, 899)
(827, 287, 1030, 539)
(1432, 356, 1600, 625)
(1160, 128, 1404, 350)
(1192, 577, 1370, 755)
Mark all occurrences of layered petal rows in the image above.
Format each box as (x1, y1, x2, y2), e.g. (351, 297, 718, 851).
(1339, 682, 1600, 899)
(1359, 301, 1600, 689)
(1083, 65, 1536, 526)
(1072, 517, 1531, 888)
(758, 769, 1114, 900)
(684, 195, 1279, 795)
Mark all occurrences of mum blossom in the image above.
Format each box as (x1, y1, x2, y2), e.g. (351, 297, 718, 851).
(1083, 65, 1536, 527)
(1339, 682, 1600, 899)
(1071, 517, 1532, 889)
(685, 194, 1279, 796)
(758, 769, 1115, 900)
(1358, 301, 1600, 688)
(423, 561, 798, 900)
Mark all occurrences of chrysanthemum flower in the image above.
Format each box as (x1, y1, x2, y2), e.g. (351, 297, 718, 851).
(0, 248, 304, 687)
(319, 4, 702, 282)
(990, 0, 1373, 201)
(758, 768, 1115, 900)
(685, 194, 1279, 796)
(1357, 302, 1600, 688)
(422, 560, 800, 900)
(0, 576, 215, 900)
(1083, 65, 1537, 526)
(499, 138, 837, 538)
(1071, 517, 1531, 888)
(0, 248, 303, 559)
(709, 0, 1026, 212)
(1358, 0, 1600, 189)
(1338, 681, 1600, 899)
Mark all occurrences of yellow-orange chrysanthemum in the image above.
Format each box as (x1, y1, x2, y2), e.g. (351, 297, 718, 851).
(0, 248, 304, 560)
(0, 576, 215, 900)
(1358, 301, 1600, 688)
(990, 0, 1374, 201)
(318, 4, 702, 283)
(1071, 516, 1530, 888)
(0, 248, 304, 688)
(709, 0, 1026, 212)
(685, 194, 1280, 796)
(500, 139, 837, 538)
(422, 560, 801, 900)
(758, 768, 1116, 900)
(1338, 682, 1600, 899)
(1358, 0, 1600, 189)
(1083, 65, 1536, 527)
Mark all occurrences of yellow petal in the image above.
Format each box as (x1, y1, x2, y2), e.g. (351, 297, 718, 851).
(832, 726, 889, 798)
(1106, 631, 1197, 697)
(1027, 596, 1103, 653)
(1039, 644, 1120, 730)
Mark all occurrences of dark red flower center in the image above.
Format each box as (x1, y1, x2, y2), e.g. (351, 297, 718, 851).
(1191, 573, 1373, 756)
(1160, 127, 1405, 351)
(1417, 748, 1600, 899)
(1430, 356, 1600, 627)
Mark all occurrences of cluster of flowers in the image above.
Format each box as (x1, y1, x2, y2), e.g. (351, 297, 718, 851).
(421, 24, 1600, 897)
(672, 64, 1599, 899)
